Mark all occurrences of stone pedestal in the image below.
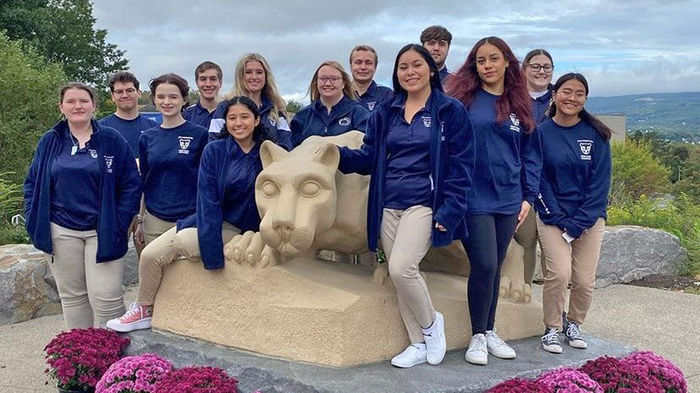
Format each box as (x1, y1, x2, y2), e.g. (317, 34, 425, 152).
(153, 257, 543, 367)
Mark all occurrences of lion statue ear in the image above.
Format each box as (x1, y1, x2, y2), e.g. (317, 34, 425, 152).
(260, 140, 289, 168)
(311, 143, 340, 170)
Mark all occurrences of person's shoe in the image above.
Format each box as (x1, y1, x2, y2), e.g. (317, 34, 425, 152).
(564, 321, 588, 349)
(422, 311, 446, 365)
(465, 333, 488, 365)
(106, 303, 153, 332)
(541, 327, 563, 354)
(485, 330, 516, 359)
(391, 343, 427, 368)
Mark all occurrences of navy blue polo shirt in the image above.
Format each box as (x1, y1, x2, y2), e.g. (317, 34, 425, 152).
(184, 100, 216, 129)
(50, 137, 100, 230)
(383, 99, 433, 209)
(98, 114, 156, 158)
(357, 81, 393, 112)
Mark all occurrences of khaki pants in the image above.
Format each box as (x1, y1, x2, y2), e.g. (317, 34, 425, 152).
(381, 206, 435, 344)
(537, 217, 605, 329)
(142, 210, 176, 246)
(513, 208, 538, 284)
(136, 222, 240, 304)
(47, 223, 126, 329)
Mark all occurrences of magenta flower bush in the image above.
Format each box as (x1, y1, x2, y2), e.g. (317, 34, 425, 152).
(154, 366, 238, 393)
(487, 377, 543, 393)
(579, 355, 664, 392)
(621, 352, 687, 393)
(536, 368, 603, 393)
(96, 353, 173, 393)
(44, 328, 131, 392)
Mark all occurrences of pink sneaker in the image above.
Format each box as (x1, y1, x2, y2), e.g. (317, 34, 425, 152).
(106, 303, 153, 332)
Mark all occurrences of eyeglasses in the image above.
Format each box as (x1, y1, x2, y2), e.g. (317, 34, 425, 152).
(317, 76, 342, 84)
(113, 88, 137, 95)
(527, 64, 554, 73)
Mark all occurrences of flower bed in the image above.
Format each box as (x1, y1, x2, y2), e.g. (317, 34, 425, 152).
(96, 353, 172, 393)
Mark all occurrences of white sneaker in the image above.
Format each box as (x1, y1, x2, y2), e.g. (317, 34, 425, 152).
(485, 330, 516, 359)
(541, 327, 563, 354)
(391, 343, 427, 368)
(422, 311, 446, 365)
(465, 333, 488, 365)
(106, 303, 153, 332)
(564, 321, 588, 349)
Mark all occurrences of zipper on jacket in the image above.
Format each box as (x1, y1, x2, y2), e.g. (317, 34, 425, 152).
(537, 193, 551, 215)
(429, 174, 434, 191)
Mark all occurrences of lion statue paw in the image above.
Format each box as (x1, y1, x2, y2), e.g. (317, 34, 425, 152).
(224, 231, 280, 268)
(372, 264, 390, 285)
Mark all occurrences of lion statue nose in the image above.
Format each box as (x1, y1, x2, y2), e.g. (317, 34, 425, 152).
(273, 221, 294, 240)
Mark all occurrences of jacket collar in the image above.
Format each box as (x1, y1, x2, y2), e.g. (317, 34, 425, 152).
(52, 118, 103, 139)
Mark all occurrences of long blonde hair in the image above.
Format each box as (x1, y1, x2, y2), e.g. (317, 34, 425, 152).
(308, 60, 356, 102)
(229, 53, 287, 122)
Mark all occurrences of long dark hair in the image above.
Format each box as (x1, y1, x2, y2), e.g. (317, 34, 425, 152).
(216, 96, 271, 143)
(548, 73, 612, 141)
(392, 44, 443, 96)
(446, 36, 534, 133)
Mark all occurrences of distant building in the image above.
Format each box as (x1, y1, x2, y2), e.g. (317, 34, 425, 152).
(596, 114, 626, 142)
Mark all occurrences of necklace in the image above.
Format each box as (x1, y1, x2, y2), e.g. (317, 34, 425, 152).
(69, 126, 92, 155)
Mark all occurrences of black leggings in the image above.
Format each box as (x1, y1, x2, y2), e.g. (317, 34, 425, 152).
(461, 213, 519, 334)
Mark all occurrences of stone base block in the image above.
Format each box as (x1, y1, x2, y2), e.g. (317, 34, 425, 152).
(153, 257, 543, 367)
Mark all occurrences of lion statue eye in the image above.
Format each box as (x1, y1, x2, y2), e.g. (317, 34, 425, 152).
(300, 181, 322, 198)
(262, 181, 280, 197)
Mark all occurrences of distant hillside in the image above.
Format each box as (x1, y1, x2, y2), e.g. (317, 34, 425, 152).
(587, 92, 700, 142)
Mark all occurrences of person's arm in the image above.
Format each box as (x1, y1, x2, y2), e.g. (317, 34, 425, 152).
(337, 110, 379, 175)
(560, 138, 612, 238)
(433, 104, 474, 232)
(353, 105, 370, 133)
(208, 102, 226, 141)
(115, 140, 142, 236)
(23, 133, 49, 221)
(520, 128, 543, 206)
(196, 145, 226, 269)
(536, 170, 568, 229)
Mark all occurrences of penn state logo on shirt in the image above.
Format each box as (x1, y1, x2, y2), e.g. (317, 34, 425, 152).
(338, 117, 351, 127)
(104, 156, 114, 173)
(178, 136, 193, 154)
(509, 113, 521, 132)
(367, 101, 376, 111)
(88, 149, 98, 159)
(578, 139, 593, 160)
(422, 116, 432, 128)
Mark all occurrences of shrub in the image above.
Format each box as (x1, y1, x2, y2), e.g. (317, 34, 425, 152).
(44, 328, 130, 392)
(487, 377, 543, 392)
(610, 140, 671, 206)
(579, 355, 663, 392)
(536, 368, 603, 393)
(96, 353, 173, 393)
(621, 352, 687, 393)
(154, 366, 238, 393)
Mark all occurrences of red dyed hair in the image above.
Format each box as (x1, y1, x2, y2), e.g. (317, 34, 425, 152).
(446, 36, 534, 133)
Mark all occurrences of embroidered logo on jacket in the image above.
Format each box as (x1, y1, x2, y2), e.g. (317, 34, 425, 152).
(509, 113, 521, 132)
(578, 139, 593, 160)
(422, 116, 432, 128)
(338, 117, 351, 126)
(178, 136, 193, 154)
(367, 102, 376, 111)
(89, 149, 98, 159)
(104, 156, 114, 173)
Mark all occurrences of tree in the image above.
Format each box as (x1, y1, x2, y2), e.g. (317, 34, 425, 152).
(0, 32, 66, 184)
(0, 0, 128, 90)
(286, 100, 304, 114)
(610, 140, 671, 206)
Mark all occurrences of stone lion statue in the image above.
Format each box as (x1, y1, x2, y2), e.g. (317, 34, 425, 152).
(224, 131, 531, 303)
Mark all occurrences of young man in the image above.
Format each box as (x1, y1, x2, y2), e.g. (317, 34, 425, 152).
(99, 71, 157, 160)
(420, 26, 453, 84)
(349, 45, 393, 112)
(183, 61, 223, 128)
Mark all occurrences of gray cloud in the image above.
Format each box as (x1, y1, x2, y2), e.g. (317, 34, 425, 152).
(92, 0, 700, 98)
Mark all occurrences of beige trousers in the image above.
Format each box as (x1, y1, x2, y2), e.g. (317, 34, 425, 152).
(381, 206, 436, 344)
(47, 223, 126, 329)
(513, 208, 539, 284)
(136, 222, 240, 304)
(142, 210, 176, 246)
(537, 217, 605, 329)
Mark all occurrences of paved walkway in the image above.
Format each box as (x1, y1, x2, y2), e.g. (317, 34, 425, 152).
(0, 284, 697, 392)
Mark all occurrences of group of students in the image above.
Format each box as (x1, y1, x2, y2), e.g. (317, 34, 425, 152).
(23, 24, 612, 369)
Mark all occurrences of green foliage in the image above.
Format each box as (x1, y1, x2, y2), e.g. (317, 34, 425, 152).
(0, 172, 28, 245)
(286, 100, 304, 114)
(610, 140, 671, 206)
(0, 32, 66, 184)
(0, 0, 128, 90)
(608, 194, 700, 275)
(0, 223, 30, 245)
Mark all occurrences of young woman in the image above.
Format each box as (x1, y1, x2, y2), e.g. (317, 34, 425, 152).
(24, 82, 141, 328)
(338, 44, 474, 368)
(536, 73, 612, 354)
(133, 74, 208, 249)
(446, 37, 541, 365)
(514, 49, 555, 285)
(107, 96, 273, 332)
(291, 60, 370, 147)
(208, 53, 292, 150)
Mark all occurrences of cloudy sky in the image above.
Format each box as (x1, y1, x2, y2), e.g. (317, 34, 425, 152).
(92, 0, 700, 102)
